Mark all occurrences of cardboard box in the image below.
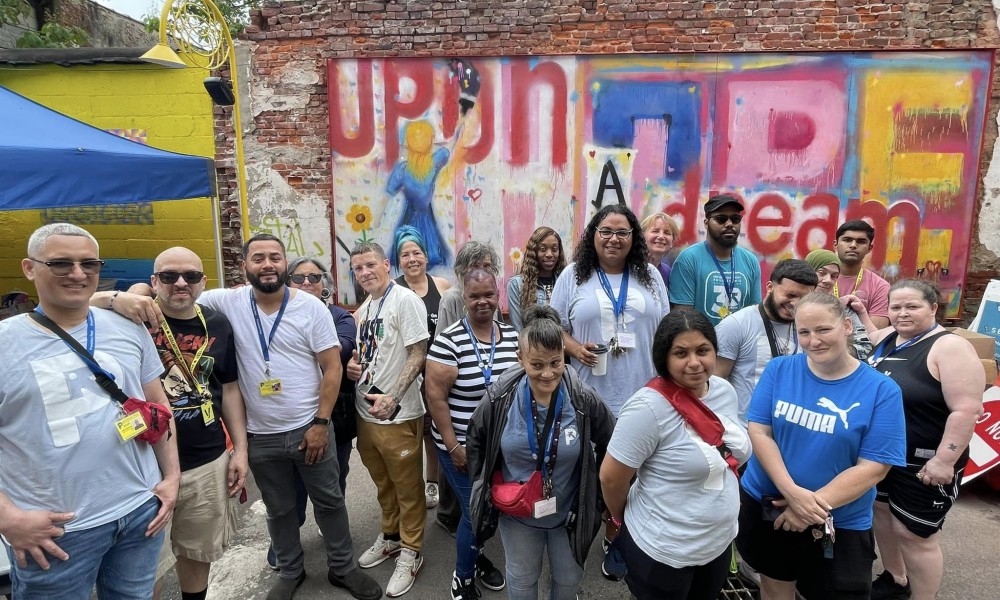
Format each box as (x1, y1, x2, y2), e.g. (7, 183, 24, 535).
(982, 359, 999, 388)
(947, 327, 996, 360)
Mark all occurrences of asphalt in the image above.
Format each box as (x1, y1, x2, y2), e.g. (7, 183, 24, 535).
(156, 452, 1000, 600)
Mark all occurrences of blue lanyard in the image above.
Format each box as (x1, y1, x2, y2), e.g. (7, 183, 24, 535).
(35, 307, 116, 381)
(522, 378, 564, 479)
(596, 267, 629, 320)
(870, 325, 938, 365)
(705, 241, 736, 306)
(462, 317, 497, 386)
(250, 286, 290, 368)
(362, 282, 394, 345)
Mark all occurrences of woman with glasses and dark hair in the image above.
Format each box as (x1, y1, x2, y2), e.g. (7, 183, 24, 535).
(466, 305, 615, 600)
(550, 204, 669, 418)
(506, 226, 567, 331)
(600, 310, 749, 600)
(392, 226, 453, 510)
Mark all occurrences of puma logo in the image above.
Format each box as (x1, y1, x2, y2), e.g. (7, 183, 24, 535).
(817, 398, 861, 430)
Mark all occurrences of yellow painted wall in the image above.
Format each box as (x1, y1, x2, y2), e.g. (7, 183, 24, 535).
(0, 62, 220, 299)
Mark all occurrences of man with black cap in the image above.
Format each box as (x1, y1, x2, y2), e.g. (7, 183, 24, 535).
(669, 194, 762, 325)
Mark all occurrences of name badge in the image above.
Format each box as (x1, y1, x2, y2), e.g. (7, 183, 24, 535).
(201, 401, 216, 426)
(115, 410, 148, 443)
(617, 332, 636, 349)
(914, 448, 936, 459)
(260, 379, 283, 396)
(533, 496, 557, 519)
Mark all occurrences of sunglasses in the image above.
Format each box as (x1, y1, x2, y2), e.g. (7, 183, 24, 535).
(28, 258, 105, 276)
(155, 271, 204, 284)
(289, 273, 324, 285)
(709, 214, 743, 225)
(596, 228, 633, 240)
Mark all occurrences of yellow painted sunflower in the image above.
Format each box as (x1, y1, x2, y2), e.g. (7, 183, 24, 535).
(346, 204, 372, 232)
(509, 247, 523, 266)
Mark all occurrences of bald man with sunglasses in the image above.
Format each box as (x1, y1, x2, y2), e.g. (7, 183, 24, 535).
(668, 194, 762, 325)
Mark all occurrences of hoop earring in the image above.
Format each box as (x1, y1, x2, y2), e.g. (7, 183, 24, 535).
(321, 288, 332, 300)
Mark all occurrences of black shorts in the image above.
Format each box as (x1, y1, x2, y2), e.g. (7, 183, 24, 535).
(736, 489, 875, 600)
(875, 463, 962, 538)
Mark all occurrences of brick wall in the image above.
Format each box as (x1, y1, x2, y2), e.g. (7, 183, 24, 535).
(238, 0, 1000, 322)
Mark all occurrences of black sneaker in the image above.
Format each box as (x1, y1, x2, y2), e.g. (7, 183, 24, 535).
(266, 572, 306, 600)
(475, 554, 505, 591)
(872, 570, 911, 600)
(436, 517, 458, 538)
(451, 571, 481, 600)
(328, 567, 383, 600)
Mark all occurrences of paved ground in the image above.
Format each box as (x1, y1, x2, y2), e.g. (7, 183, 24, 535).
(157, 452, 1000, 600)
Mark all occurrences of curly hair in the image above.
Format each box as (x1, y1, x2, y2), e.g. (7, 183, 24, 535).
(516, 226, 567, 321)
(572, 204, 655, 293)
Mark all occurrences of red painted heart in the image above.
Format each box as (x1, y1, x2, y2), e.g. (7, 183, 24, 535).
(589, 150, 596, 158)
(468, 188, 483, 202)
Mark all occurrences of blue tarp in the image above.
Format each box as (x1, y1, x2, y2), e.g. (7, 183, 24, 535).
(0, 85, 216, 210)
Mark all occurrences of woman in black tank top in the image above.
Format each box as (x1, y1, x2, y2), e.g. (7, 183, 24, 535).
(866, 279, 983, 600)
(393, 226, 452, 511)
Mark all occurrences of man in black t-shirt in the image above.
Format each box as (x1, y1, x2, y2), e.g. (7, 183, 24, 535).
(147, 247, 247, 600)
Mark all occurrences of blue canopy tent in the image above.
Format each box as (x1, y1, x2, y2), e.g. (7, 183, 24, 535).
(0, 84, 216, 209)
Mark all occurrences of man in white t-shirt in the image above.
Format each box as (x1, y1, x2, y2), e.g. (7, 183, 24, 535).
(124, 234, 380, 600)
(345, 242, 429, 598)
(714, 259, 818, 423)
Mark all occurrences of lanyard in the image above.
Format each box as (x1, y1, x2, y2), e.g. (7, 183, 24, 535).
(596, 268, 629, 321)
(250, 286, 289, 372)
(360, 282, 394, 364)
(758, 304, 798, 358)
(833, 269, 864, 298)
(705, 241, 736, 308)
(523, 378, 564, 487)
(869, 325, 937, 368)
(34, 307, 116, 382)
(159, 306, 210, 397)
(462, 317, 497, 387)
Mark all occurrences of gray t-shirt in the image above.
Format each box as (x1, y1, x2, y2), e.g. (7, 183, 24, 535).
(715, 304, 801, 424)
(499, 383, 581, 528)
(0, 310, 164, 531)
(550, 262, 669, 416)
(607, 377, 750, 568)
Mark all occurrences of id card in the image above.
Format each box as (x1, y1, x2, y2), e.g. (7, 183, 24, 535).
(533, 496, 557, 519)
(201, 401, 216, 426)
(260, 379, 283, 396)
(617, 332, 636, 349)
(115, 410, 148, 443)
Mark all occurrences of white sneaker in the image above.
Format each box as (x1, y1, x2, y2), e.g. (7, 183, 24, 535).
(425, 482, 440, 509)
(358, 533, 401, 569)
(386, 548, 422, 597)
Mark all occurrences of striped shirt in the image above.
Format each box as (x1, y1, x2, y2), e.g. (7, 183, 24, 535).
(427, 319, 519, 451)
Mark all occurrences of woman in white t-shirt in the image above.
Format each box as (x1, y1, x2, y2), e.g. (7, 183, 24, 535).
(600, 310, 750, 600)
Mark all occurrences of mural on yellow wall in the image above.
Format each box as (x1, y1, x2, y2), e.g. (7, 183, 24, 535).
(0, 64, 219, 297)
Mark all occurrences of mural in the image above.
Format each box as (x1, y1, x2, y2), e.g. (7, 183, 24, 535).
(328, 52, 993, 315)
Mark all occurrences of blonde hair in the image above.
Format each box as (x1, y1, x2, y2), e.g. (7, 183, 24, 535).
(640, 212, 680, 239)
(404, 121, 435, 180)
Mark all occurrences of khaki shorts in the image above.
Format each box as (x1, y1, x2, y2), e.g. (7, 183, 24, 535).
(156, 451, 239, 575)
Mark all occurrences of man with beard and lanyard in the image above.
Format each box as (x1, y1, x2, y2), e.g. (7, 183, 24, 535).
(713, 259, 818, 425)
(127, 233, 380, 600)
(832, 219, 891, 329)
(669, 194, 762, 325)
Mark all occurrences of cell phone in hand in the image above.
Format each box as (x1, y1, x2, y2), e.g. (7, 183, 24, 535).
(365, 384, 402, 420)
(761, 494, 785, 522)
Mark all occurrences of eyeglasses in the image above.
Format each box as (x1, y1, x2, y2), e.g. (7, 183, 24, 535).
(28, 258, 105, 276)
(709, 214, 743, 225)
(155, 271, 204, 284)
(596, 228, 633, 240)
(289, 273, 324, 285)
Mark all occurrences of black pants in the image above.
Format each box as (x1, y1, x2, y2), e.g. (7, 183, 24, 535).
(620, 523, 731, 600)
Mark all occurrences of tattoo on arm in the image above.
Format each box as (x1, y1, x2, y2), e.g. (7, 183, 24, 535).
(387, 340, 428, 399)
(948, 443, 958, 451)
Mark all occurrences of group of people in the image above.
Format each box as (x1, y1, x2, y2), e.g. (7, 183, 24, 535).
(0, 193, 983, 600)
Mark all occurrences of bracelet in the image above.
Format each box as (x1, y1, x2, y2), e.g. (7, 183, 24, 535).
(109, 291, 120, 311)
(609, 514, 623, 529)
(448, 442, 462, 454)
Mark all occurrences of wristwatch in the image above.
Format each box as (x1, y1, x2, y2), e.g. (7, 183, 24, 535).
(311, 416, 331, 426)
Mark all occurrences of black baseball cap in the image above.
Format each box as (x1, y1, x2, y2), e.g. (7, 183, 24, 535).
(704, 194, 745, 215)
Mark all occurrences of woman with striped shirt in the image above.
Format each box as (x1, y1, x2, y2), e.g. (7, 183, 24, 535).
(427, 267, 520, 600)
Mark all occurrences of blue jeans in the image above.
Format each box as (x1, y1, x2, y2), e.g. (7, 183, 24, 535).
(9, 496, 162, 600)
(248, 424, 356, 579)
(437, 448, 477, 579)
(498, 515, 583, 600)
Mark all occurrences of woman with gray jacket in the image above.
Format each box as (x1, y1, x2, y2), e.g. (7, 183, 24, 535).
(467, 306, 615, 600)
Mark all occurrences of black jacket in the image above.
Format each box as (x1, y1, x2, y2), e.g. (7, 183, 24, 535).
(466, 365, 615, 566)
